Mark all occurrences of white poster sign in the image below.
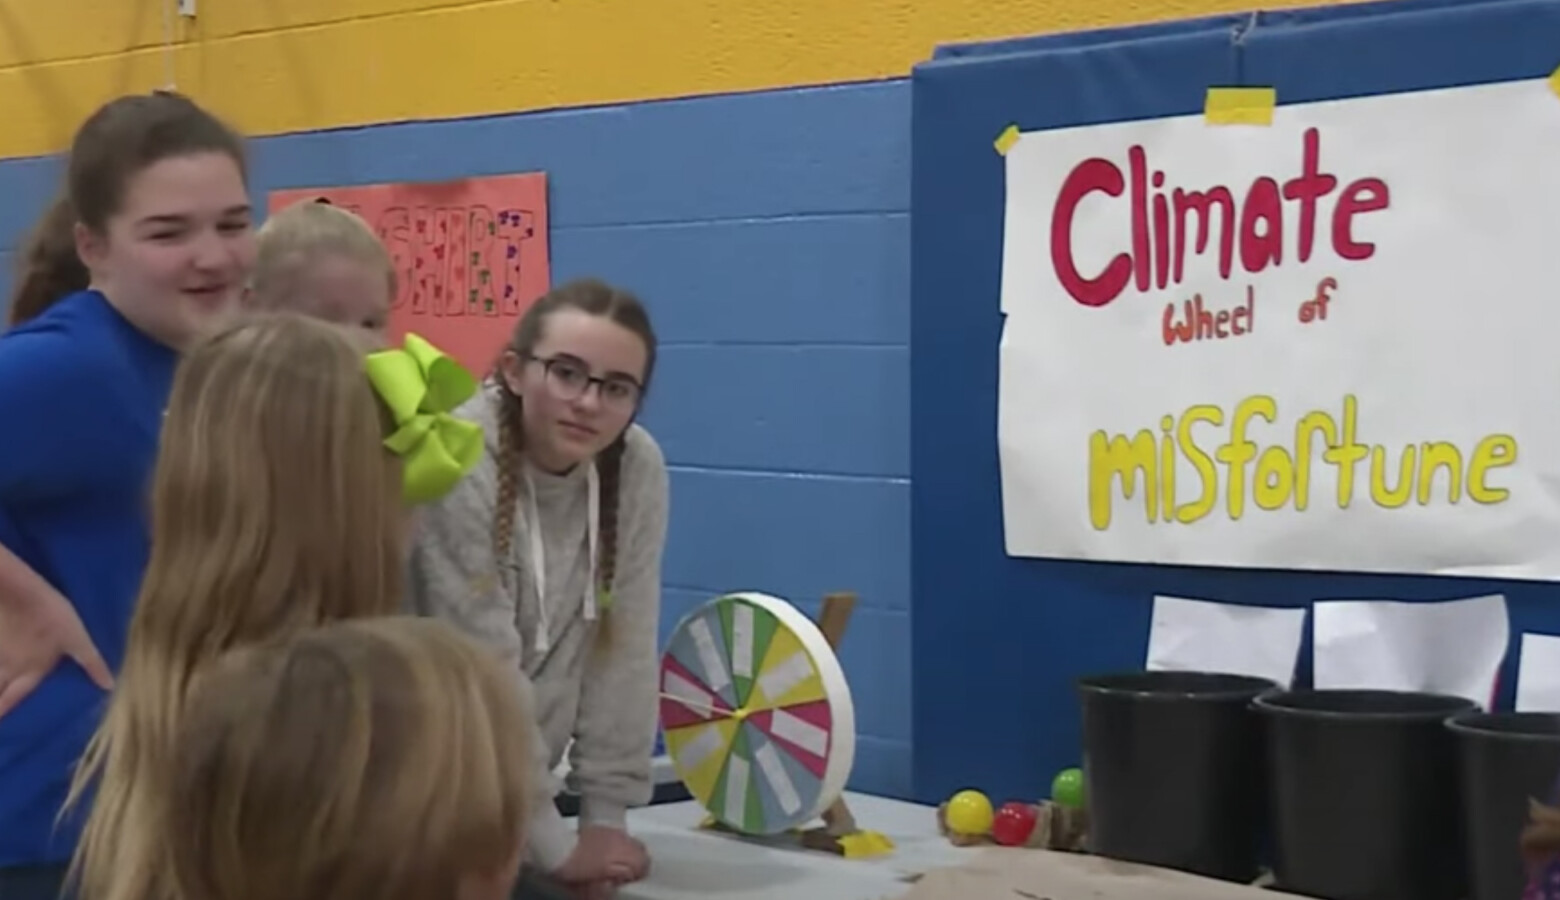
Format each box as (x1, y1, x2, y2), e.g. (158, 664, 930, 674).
(998, 78, 1560, 578)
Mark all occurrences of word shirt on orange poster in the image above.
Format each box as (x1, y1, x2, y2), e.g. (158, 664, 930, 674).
(268, 172, 550, 376)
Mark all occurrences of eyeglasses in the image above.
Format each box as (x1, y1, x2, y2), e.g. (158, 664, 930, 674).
(528, 355, 643, 410)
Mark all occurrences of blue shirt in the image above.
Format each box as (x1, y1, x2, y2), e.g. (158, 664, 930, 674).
(0, 291, 176, 866)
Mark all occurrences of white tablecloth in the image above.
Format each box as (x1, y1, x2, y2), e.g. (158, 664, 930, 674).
(606, 793, 980, 900)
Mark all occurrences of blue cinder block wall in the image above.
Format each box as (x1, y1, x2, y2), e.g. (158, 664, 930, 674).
(0, 81, 915, 797)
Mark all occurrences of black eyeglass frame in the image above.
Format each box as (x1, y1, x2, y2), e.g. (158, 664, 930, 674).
(524, 353, 644, 407)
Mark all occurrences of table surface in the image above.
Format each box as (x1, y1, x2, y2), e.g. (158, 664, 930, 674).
(609, 793, 981, 900)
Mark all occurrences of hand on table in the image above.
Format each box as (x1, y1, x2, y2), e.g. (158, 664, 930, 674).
(0, 588, 111, 717)
(554, 825, 650, 898)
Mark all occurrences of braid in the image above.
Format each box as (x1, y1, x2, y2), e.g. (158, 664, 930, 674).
(593, 435, 627, 651)
(596, 437, 626, 596)
(491, 389, 525, 563)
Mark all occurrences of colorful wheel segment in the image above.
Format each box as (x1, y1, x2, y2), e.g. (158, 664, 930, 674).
(659, 592, 856, 835)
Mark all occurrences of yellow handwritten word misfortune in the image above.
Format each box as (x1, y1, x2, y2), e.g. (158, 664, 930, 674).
(1087, 395, 1517, 530)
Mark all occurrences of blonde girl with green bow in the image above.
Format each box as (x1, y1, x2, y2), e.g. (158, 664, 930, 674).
(409, 278, 668, 899)
(67, 312, 485, 900)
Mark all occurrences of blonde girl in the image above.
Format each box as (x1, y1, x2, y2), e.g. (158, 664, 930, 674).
(165, 616, 533, 900)
(68, 312, 447, 900)
(248, 200, 395, 334)
(409, 278, 667, 896)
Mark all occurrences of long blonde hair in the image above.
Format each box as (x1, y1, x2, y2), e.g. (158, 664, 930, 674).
(166, 617, 533, 900)
(69, 312, 406, 900)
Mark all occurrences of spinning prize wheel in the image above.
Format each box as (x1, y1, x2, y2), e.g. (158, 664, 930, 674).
(659, 592, 856, 835)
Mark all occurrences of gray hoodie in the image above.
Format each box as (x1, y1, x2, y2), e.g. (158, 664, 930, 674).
(407, 388, 668, 870)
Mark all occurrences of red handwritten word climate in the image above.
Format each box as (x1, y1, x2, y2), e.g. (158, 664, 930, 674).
(1050, 128, 1390, 308)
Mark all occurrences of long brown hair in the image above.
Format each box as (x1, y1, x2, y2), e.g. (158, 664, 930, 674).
(69, 312, 405, 900)
(166, 617, 533, 900)
(8, 90, 245, 326)
(491, 278, 657, 618)
(9, 195, 87, 326)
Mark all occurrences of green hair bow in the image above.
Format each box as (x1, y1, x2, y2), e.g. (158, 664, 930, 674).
(365, 334, 485, 505)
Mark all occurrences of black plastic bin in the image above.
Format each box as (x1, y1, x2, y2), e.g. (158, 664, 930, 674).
(1448, 711, 1560, 900)
(1256, 689, 1476, 900)
(1078, 670, 1276, 882)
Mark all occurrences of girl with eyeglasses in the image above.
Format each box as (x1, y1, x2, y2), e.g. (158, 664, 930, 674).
(409, 278, 667, 899)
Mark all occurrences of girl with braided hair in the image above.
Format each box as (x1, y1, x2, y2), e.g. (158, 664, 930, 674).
(409, 278, 667, 899)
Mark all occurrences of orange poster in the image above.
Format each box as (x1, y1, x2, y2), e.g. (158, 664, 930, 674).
(268, 172, 551, 376)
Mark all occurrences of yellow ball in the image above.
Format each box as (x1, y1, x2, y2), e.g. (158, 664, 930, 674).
(945, 789, 995, 835)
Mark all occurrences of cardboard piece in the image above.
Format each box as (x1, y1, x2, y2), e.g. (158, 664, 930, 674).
(898, 849, 1304, 900)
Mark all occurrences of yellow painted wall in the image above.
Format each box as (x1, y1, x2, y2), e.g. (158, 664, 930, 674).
(0, 0, 1347, 161)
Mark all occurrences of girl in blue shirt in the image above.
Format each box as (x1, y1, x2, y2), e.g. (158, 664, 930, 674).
(0, 91, 255, 898)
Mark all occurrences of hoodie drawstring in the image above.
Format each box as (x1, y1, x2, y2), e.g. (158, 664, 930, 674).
(523, 463, 600, 654)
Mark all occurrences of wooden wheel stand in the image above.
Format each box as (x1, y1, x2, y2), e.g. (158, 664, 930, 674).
(700, 591, 896, 859)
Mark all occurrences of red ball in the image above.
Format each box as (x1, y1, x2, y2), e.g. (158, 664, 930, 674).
(990, 801, 1039, 846)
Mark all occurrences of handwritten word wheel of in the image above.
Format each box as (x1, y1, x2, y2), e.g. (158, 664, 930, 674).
(658, 592, 856, 835)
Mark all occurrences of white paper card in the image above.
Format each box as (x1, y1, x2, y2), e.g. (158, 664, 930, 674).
(1312, 594, 1510, 707)
(1145, 595, 1308, 687)
(1516, 633, 1560, 713)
